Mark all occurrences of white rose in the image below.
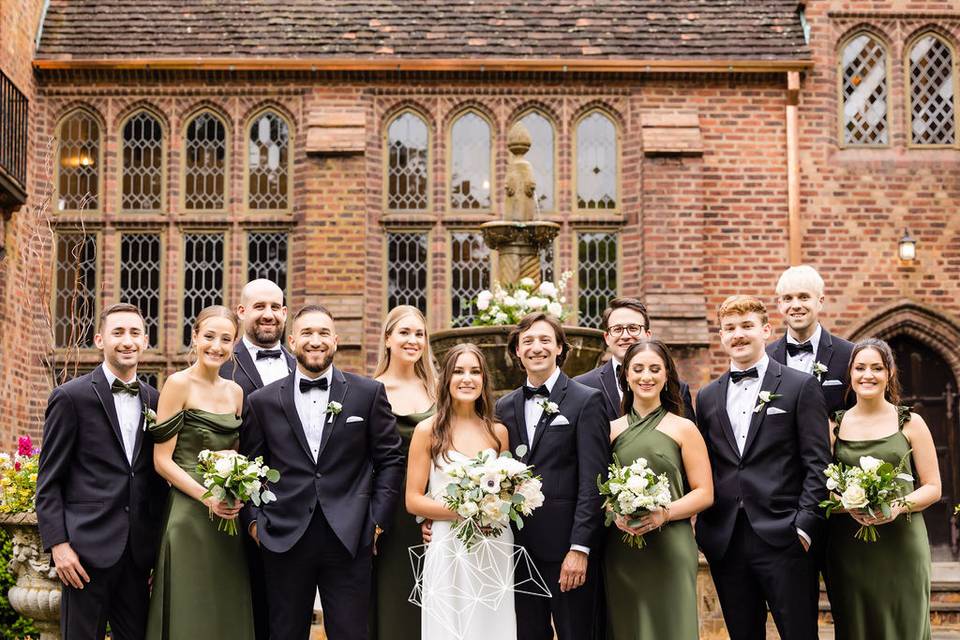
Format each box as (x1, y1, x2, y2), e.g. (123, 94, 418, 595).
(214, 455, 235, 476)
(477, 290, 493, 311)
(480, 494, 506, 522)
(538, 281, 558, 298)
(826, 477, 838, 491)
(840, 483, 869, 510)
(503, 296, 517, 308)
(516, 478, 544, 513)
(515, 289, 529, 301)
(458, 501, 479, 518)
(527, 296, 547, 310)
(519, 277, 535, 288)
(626, 474, 649, 492)
(859, 456, 884, 474)
(547, 302, 563, 317)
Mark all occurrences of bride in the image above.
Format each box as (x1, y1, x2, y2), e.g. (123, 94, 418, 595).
(405, 343, 516, 640)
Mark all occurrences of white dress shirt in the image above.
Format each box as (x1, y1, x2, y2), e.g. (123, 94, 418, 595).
(293, 368, 333, 463)
(725, 355, 768, 455)
(243, 336, 289, 386)
(785, 323, 822, 375)
(102, 364, 142, 465)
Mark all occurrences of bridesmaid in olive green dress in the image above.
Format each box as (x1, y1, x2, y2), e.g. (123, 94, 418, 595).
(825, 338, 940, 640)
(604, 340, 713, 640)
(370, 306, 438, 640)
(147, 306, 254, 640)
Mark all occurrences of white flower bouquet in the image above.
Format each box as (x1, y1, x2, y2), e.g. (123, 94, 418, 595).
(441, 447, 544, 548)
(820, 453, 914, 542)
(473, 272, 572, 326)
(196, 450, 281, 536)
(598, 456, 672, 549)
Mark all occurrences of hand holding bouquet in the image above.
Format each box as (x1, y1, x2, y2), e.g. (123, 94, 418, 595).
(598, 456, 672, 549)
(196, 450, 280, 536)
(441, 447, 544, 548)
(820, 453, 914, 542)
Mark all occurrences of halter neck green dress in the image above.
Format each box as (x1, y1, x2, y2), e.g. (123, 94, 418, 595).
(604, 407, 699, 640)
(825, 406, 931, 640)
(146, 410, 254, 640)
(372, 404, 436, 640)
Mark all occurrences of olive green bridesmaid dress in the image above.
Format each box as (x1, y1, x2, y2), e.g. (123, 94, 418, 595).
(826, 406, 931, 640)
(371, 404, 436, 640)
(146, 409, 254, 640)
(604, 406, 699, 640)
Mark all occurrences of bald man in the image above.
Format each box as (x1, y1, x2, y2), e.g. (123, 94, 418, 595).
(221, 278, 294, 640)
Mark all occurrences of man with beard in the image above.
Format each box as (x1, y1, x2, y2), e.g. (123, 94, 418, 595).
(221, 279, 294, 639)
(240, 304, 404, 640)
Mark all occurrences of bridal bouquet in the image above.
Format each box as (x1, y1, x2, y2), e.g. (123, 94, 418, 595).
(441, 447, 544, 548)
(0, 436, 39, 514)
(598, 456, 672, 549)
(196, 450, 280, 536)
(473, 271, 572, 326)
(820, 454, 914, 542)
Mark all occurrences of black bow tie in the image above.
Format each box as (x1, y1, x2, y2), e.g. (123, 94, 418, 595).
(111, 379, 140, 396)
(256, 349, 282, 360)
(730, 368, 759, 384)
(299, 377, 329, 393)
(523, 384, 550, 400)
(786, 341, 814, 357)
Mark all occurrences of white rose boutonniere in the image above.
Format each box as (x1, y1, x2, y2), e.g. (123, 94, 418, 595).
(537, 400, 559, 415)
(143, 407, 157, 431)
(754, 391, 783, 414)
(325, 401, 343, 423)
(812, 361, 828, 382)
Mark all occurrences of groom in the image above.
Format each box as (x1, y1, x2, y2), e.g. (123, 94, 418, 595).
(695, 296, 830, 640)
(495, 312, 609, 640)
(36, 303, 167, 640)
(241, 304, 404, 640)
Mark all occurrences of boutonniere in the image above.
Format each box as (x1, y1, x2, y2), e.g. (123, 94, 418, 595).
(538, 400, 559, 415)
(754, 391, 783, 414)
(812, 361, 828, 382)
(325, 401, 342, 423)
(142, 407, 157, 431)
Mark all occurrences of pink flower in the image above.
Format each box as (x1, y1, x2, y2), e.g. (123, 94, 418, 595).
(17, 436, 32, 457)
(14, 461, 21, 472)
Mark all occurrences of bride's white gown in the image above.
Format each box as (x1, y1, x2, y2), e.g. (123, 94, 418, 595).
(421, 449, 517, 640)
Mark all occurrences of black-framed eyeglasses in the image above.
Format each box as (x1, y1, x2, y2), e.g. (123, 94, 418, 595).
(607, 324, 646, 337)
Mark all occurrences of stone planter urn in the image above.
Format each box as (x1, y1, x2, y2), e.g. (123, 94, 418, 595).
(0, 512, 61, 639)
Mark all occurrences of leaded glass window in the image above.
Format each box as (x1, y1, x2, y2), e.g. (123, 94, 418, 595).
(842, 34, 889, 146)
(539, 242, 555, 284)
(910, 35, 956, 146)
(450, 231, 490, 327)
(54, 233, 98, 348)
(576, 112, 617, 210)
(122, 111, 164, 210)
(120, 234, 162, 346)
(387, 113, 429, 210)
(577, 232, 618, 328)
(185, 112, 227, 209)
(139, 370, 160, 390)
(182, 233, 224, 347)
(387, 232, 428, 313)
(57, 111, 100, 211)
(247, 231, 289, 293)
(248, 112, 290, 210)
(517, 111, 555, 212)
(450, 112, 491, 210)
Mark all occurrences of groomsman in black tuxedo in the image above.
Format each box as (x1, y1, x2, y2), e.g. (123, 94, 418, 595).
(36, 303, 167, 640)
(695, 296, 831, 640)
(219, 278, 293, 640)
(575, 296, 697, 423)
(495, 312, 609, 640)
(767, 265, 855, 416)
(241, 304, 404, 640)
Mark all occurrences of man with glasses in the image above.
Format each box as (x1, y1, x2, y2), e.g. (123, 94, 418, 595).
(575, 297, 696, 423)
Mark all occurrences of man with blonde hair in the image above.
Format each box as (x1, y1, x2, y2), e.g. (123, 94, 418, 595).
(695, 295, 830, 640)
(767, 265, 854, 415)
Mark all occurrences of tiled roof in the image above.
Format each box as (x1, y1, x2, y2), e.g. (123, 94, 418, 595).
(36, 0, 809, 62)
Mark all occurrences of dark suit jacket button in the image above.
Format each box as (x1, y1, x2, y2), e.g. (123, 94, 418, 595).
(315, 472, 322, 478)
(130, 472, 135, 478)
(124, 506, 130, 512)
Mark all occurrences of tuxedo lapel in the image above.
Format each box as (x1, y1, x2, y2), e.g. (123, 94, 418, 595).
(513, 387, 529, 451)
(317, 367, 347, 461)
(715, 373, 741, 458)
(530, 372, 569, 456)
(131, 382, 149, 464)
(282, 348, 296, 375)
(770, 335, 788, 365)
(90, 367, 129, 467)
(599, 360, 621, 418)
(817, 329, 836, 373)
(741, 360, 784, 458)
(280, 374, 314, 463)
(234, 344, 264, 390)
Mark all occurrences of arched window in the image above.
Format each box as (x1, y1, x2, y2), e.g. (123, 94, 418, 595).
(121, 111, 164, 211)
(184, 111, 227, 209)
(841, 34, 889, 146)
(56, 110, 101, 211)
(247, 111, 290, 210)
(576, 111, 617, 210)
(909, 34, 956, 146)
(386, 111, 429, 210)
(516, 110, 555, 212)
(449, 111, 491, 210)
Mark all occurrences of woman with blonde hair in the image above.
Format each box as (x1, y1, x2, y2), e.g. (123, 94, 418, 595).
(371, 305, 438, 640)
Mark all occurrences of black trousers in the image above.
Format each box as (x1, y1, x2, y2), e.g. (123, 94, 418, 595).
(244, 533, 270, 640)
(262, 508, 372, 640)
(60, 544, 150, 640)
(709, 511, 819, 640)
(515, 553, 601, 640)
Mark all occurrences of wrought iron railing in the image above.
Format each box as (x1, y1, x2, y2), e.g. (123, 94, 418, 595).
(0, 69, 28, 203)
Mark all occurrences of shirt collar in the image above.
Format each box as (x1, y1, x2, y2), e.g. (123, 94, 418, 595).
(526, 366, 562, 393)
(101, 363, 137, 386)
(244, 335, 282, 356)
(295, 366, 333, 389)
(730, 353, 769, 379)
(786, 323, 822, 352)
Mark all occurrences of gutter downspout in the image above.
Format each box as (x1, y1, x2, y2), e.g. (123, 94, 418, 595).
(787, 71, 802, 266)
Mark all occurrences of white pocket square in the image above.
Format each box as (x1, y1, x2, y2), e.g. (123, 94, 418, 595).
(822, 379, 843, 387)
(766, 406, 788, 415)
(551, 415, 571, 426)
(346, 416, 364, 423)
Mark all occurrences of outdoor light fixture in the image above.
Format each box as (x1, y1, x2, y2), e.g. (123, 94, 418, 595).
(898, 228, 916, 262)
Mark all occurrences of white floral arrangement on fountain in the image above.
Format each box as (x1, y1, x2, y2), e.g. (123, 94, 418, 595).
(473, 271, 573, 326)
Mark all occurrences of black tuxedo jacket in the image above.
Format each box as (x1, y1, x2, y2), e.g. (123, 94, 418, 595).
(694, 358, 831, 561)
(495, 371, 610, 562)
(220, 341, 296, 399)
(574, 359, 698, 424)
(767, 327, 855, 416)
(36, 367, 167, 570)
(240, 367, 404, 557)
